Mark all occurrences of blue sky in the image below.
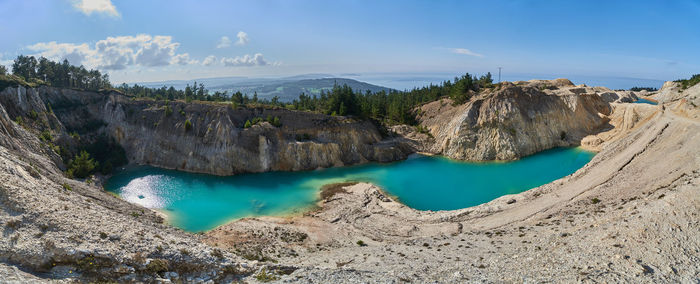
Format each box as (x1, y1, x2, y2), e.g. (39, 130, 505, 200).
(0, 0, 698, 85)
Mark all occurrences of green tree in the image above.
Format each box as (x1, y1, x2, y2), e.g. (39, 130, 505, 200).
(0, 64, 7, 76)
(67, 150, 98, 179)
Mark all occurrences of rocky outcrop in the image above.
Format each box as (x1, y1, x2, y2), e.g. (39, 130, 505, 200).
(0, 86, 412, 176)
(416, 79, 613, 160)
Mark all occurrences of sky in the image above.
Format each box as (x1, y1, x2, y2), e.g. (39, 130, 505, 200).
(0, 0, 699, 85)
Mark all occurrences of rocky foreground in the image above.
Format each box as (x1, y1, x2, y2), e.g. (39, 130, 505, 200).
(0, 79, 698, 282)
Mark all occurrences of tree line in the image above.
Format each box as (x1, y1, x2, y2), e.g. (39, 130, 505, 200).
(288, 72, 494, 124)
(8, 55, 111, 90)
(4, 55, 494, 125)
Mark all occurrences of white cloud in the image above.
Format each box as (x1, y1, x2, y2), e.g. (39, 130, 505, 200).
(235, 31, 249, 46)
(216, 36, 232, 48)
(221, 53, 268, 67)
(27, 42, 94, 66)
(27, 34, 192, 70)
(450, 48, 484, 57)
(171, 53, 198, 65)
(72, 0, 120, 17)
(202, 55, 217, 66)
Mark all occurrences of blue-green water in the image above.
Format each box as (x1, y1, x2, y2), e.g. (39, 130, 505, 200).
(634, 98, 658, 105)
(105, 147, 594, 232)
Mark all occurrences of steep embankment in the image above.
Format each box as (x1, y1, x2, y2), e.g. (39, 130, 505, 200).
(0, 86, 412, 176)
(0, 87, 262, 282)
(416, 79, 615, 160)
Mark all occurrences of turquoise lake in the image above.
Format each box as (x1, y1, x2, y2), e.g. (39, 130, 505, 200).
(634, 98, 658, 105)
(105, 147, 594, 232)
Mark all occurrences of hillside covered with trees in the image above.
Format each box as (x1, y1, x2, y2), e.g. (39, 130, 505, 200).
(2, 55, 494, 126)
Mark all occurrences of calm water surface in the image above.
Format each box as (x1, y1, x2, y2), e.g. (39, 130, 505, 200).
(106, 147, 594, 232)
(634, 98, 658, 105)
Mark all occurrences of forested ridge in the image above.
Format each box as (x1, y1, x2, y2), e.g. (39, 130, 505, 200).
(2, 55, 498, 125)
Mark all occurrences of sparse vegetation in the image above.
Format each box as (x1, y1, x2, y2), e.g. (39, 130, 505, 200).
(255, 268, 279, 282)
(5, 219, 20, 229)
(184, 119, 192, 131)
(62, 183, 72, 191)
(356, 240, 367, 246)
(591, 198, 601, 204)
(145, 259, 169, 273)
(675, 74, 700, 90)
(39, 130, 53, 142)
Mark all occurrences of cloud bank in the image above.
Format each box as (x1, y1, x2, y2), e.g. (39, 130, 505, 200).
(27, 34, 188, 70)
(221, 53, 268, 67)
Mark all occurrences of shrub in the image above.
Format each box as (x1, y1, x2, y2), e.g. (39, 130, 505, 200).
(211, 248, 224, 259)
(164, 105, 173, 116)
(591, 198, 601, 204)
(29, 110, 38, 120)
(62, 183, 72, 191)
(66, 150, 98, 179)
(39, 130, 53, 142)
(255, 268, 279, 282)
(244, 120, 252, 128)
(356, 240, 366, 246)
(5, 219, 20, 229)
(14, 116, 23, 126)
(675, 74, 700, 90)
(271, 116, 281, 127)
(145, 259, 169, 273)
(184, 119, 192, 131)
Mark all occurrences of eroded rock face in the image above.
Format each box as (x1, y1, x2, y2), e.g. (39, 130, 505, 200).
(417, 80, 614, 160)
(0, 86, 412, 175)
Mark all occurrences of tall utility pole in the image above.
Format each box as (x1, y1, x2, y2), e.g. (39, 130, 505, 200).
(498, 67, 502, 83)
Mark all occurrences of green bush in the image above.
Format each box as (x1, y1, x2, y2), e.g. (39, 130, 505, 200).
(164, 105, 173, 116)
(244, 120, 252, 128)
(184, 119, 192, 131)
(271, 116, 281, 127)
(67, 150, 98, 179)
(80, 135, 127, 175)
(29, 110, 39, 120)
(39, 130, 53, 142)
(145, 259, 169, 273)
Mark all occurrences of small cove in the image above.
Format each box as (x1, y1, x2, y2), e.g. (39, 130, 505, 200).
(105, 147, 595, 232)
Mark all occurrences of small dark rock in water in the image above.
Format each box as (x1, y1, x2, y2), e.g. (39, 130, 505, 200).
(506, 199, 516, 204)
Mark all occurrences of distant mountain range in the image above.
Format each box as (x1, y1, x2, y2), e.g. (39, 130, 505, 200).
(136, 74, 394, 102)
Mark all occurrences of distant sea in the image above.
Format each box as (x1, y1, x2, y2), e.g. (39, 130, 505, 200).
(341, 72, 667, 91)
